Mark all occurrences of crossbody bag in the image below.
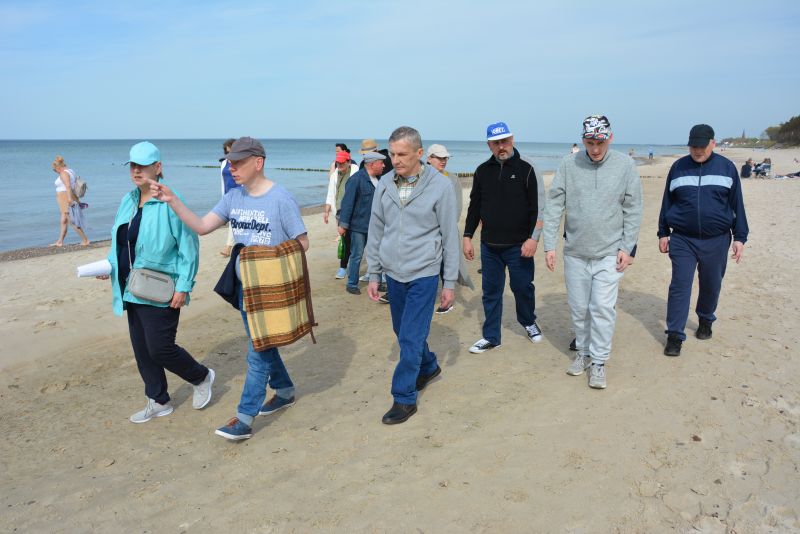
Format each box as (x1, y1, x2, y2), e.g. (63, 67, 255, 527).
(126, 204, 175, 303)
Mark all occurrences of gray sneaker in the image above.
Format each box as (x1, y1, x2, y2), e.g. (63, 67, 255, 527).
(192, 368, 215, 409)
(588, 363, 607, 389)
(130, 398, 174, 423)
(567, 354, 589, 376)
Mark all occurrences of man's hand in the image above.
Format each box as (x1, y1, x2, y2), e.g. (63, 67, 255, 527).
(545, 250, 556, 272)
(521, 238, 538, 257)
(170, 291, 187, 309)
(337, 226, 346, 236)
(148, 179, 175, 203)
(440, 288, 455, 310)
(367, 281, 380, 302)
(616, 250, 633, 272)
(323, 207, 330, 225)
(731, 241, 745, 264)
(463, 237, 474, 261)
(658, 237, 670, 254)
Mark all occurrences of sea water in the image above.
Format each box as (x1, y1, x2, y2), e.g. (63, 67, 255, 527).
(0, 139, 682, 252)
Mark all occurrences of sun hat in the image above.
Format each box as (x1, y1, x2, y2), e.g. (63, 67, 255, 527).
(126, 141, 161, 165)
(687, 124, 715, 147)
(359, 138, 379, 154)
(363, 151, 386, 163)
(486, 122, 513, 141)
(220, 136, 266, 161)
(427, 144, 451, 158)
(582, 115, 612, 140)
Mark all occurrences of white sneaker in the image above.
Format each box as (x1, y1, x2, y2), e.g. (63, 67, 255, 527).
(524, 322, 543, 343)
(359, 274, 369, 282)
(567, 354, 589, 376)
(469, 338, 499, 354)
(588, 363, 607, 389)
(192, 368, 215, 409)
(130, 398, 174, 423)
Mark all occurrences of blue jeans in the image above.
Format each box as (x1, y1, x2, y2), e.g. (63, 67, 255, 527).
(666, 233, 730, 340)
(346, 230, 367, 290)
(236, 284, 295, 425)
(386, 274, 439, 405)
(480, 242, 536, 345)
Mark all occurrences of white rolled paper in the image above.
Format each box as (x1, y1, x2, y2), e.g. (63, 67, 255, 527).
(77, 259, 112, 278)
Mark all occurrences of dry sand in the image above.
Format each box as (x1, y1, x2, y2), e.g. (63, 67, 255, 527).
(1, 148, 799, 533)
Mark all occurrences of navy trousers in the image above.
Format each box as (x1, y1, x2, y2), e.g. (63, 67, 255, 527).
(665, 233, 731, 340)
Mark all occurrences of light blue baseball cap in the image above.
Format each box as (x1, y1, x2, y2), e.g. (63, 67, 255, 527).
(486, 122, 513, 141)
(126, 141, 161, 165)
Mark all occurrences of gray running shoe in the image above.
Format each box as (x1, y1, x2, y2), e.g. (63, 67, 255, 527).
(567, 354, 589, 376)
(130, 398, 174, 423)
(192, 368, 215, 409)
(588, 363, 607, 389)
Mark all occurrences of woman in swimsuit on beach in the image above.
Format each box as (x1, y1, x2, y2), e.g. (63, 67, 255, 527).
(51, 155, 89, 246)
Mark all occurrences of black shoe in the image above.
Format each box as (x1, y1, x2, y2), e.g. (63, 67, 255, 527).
(477, 268, 482, 274)
(346, 286, 361, 295)
(569, 338, 577, 351)
(381, 402, 417, 425)
(695, 320, 713, 340)
(378, 283, 387, 293)
(664, 335, 683, 357)
(416, 366, 441, 391)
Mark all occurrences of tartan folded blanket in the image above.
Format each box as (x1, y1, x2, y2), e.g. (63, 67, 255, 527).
(239, 240, 317, 351)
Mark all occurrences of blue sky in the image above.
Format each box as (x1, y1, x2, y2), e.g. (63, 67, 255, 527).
(1, 0, 798, 144)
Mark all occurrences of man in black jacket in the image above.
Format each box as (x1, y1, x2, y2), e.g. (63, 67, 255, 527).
(463, 121, 545, 353)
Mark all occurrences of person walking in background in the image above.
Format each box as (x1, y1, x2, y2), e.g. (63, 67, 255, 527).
(99, 141, 214, 424)
(338, 151, 387, 295)
(463, 121, 545, 354)
(328, 143, 352, 175)
(658, 124, 749, 357)
(358, 138, 394, 177)
(219, 138, 238, 257)
(51, 155, 90, 247)
(366, 126, 459, 424)
(324, 150, 359, 279)
(150, 136, 309, 441)
(571, 143, 579, 154)
(543, 115, 643, 389)
(426, 143, 473, 313)
(648, 146, 654, 160)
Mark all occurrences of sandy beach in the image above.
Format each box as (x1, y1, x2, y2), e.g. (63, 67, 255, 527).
(1, 147, 799, 532)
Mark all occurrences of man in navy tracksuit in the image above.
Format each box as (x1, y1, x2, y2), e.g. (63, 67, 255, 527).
(658, 124, 749, 356)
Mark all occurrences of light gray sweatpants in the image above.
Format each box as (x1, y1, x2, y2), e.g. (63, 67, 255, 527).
(564, 255, 624, 364)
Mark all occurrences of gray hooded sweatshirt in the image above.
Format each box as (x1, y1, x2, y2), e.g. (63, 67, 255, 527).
(366, 164, 460, 289)
(543, 149, 642, 258)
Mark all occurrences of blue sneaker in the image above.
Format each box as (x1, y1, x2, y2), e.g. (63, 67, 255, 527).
(335, 268, 347, 279)
(259, 395, 295, 416)
(215, 417, 252, 441)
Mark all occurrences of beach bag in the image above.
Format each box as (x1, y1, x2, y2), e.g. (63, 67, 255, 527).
(126, 206, 174, 303)
(72, 175, 88, 198)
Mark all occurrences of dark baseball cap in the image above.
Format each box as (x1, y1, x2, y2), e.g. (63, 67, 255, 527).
(219, 136, 266, 161)
(687, 124, 715, 147)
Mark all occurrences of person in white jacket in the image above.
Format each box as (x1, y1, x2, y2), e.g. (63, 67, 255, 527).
(324, 151, 359, 278)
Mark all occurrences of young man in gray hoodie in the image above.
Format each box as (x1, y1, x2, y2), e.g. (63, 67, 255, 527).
(366, 126, 460, 424)
(543, 115, 643, 389)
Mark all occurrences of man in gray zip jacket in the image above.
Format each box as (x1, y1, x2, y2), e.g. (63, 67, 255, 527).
(366, 126, 460, 424)
(543, 115, 643, 389)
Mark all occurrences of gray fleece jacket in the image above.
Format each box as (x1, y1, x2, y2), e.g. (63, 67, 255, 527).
(543, 149, 642, 258)
(366, 164, 460, 289)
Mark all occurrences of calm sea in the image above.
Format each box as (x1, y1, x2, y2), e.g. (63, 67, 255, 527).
(0, 139, 682, 252)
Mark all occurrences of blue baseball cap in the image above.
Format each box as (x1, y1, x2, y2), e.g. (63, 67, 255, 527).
(486, 122, 513, 141)
(126, 141, 161, 165)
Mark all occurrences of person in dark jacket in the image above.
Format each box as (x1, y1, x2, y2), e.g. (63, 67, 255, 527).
(463, 121, 545, 353)
(658, 124, 749, 357)
(740, 158, 753, 179)
(338, 151, 386, 294)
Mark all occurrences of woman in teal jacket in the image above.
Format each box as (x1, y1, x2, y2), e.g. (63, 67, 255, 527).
(103, 141, 214, 424)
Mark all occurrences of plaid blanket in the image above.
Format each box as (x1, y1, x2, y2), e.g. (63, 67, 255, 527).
(239, 240, 317, 351)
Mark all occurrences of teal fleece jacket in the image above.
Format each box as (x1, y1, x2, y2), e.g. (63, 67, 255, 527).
(366, 164, 460, 289)
(543, 149, 642, 258)
(107, 184, 199, 316)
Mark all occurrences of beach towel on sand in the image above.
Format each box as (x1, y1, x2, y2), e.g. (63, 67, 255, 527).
(239, 240, 317, 351)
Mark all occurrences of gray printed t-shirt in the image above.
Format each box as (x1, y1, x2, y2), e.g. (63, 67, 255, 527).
(212, 184, 307, 247)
